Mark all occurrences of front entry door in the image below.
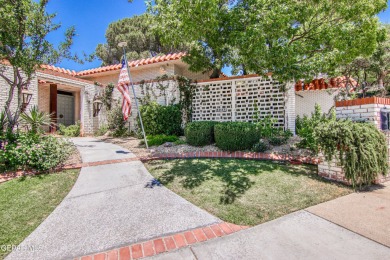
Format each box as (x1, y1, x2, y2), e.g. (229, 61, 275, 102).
(57, 94, 75, 126)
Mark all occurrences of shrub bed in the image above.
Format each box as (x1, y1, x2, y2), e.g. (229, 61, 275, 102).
(185, 121, 218, 146)
(0, 132, 73, 171)
(214, 122, 260, 151)
(315, 120, 388, 187)
(58, 122, 80, 137)
(107, 103, 128, 137)
(139, 102, 182, 136)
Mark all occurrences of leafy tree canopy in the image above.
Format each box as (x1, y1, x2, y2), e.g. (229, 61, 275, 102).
(0, 0, 79, 130)
(96, 14, 184, 65)
(149, 0, 236, 78)
(339, 24, 390, 94)
(148, 0, 387, 80)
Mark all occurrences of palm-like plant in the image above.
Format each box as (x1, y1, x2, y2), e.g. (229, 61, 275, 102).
(0, 111, 7, 136)
(20, 106, 55, 134)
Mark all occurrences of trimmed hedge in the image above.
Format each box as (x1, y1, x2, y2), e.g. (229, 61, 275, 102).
(138, 102, 182, 136)
(214, 122, 260, 151)
(185, 121, 218, 146)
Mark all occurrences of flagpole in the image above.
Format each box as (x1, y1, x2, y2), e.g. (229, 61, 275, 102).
(118, 42, 149, 149)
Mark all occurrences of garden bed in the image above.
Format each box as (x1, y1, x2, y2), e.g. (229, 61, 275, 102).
(145, 159, 352, 226)
(99, 135, 316, 161)
(63, 142, 82, 166)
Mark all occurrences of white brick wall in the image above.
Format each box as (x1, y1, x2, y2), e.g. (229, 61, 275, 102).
(319, 101, 390, 184)
(0, 65, 38, 117)
(295, 89, 338, 118)
(335, 103, 383, 129)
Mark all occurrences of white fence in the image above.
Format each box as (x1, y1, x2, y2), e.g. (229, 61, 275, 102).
(192, 76, 295, 132)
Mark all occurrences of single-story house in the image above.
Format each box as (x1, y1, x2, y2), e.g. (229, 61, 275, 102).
(1, 51, 351, 136)
(0, 52, 211, 135)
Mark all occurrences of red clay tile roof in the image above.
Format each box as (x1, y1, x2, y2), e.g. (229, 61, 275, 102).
(40, 64, 77, 76)
(77, 52, 187, 77)
(38, 67, 95, 84)
(295, 76, 359, 91)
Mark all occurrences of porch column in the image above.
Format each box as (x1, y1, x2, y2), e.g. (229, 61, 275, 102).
(49, 84, 57, 132)
(80, 87, 85, 136)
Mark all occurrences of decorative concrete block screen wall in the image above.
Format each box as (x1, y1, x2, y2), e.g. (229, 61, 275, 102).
(318, 97, 390, 184)
(295, 89, 338, 118)
(192, 75, 295, 132)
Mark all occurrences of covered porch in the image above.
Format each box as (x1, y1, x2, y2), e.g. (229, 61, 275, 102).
(36, 71, 98, 135)
(37, 80, 81, 130)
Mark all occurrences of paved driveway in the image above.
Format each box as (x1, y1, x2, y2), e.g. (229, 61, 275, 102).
(149, 211, 390, 260)
(307, 182, 390, 247)
(6, 138, 220, 260)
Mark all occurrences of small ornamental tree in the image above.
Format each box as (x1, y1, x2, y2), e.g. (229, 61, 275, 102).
(0, 0, 80, 131)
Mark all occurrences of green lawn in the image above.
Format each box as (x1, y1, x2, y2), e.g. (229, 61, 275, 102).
(0, 170, 79, 259)
(145, 159, 352, 226)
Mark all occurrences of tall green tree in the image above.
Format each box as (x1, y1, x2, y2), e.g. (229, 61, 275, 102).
(0, 0, 78, 131)
(333, 24, 390, 98)
(341, 24, 390, 94)
(96, 14, 184, 66)
(149, 0, 386, 80)
(149, 0, 236, 78)
(236, 0, 387, 81)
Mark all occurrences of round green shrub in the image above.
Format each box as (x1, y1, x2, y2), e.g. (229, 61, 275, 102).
(138, 102, 182, 136)
(214, 122, 260, 151)
(0, 132, 73, 171)
(185, 121, 218, 146)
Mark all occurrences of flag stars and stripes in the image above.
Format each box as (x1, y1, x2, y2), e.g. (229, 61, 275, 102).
(117, 59, 132, 121)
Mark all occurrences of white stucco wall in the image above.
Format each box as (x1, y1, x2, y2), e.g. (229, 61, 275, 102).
(295, 89, 338, 118)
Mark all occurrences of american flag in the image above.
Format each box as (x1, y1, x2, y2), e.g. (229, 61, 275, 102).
(117, 59, 132, 120)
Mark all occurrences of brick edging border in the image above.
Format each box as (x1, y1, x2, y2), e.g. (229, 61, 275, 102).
(75, 222, 250, 260)
(335, 97, 390, 107)
(139, 151, 320, 165)
(1, 153, 319, 184)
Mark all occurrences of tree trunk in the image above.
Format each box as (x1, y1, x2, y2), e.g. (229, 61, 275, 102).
(210, 68, 221, 79)
(242, 64, 248, 75)
(378, 71, 386, 89)
(4, 67, 28, 132)
(378, 71, 387, 97)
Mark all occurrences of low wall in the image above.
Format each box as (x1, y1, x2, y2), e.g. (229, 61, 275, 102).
(318, 97, 390, 184)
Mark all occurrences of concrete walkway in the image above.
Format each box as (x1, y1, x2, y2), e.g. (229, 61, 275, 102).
(146, 183, 390, 260)
(6, 138, 220, 260)
(307, 182, 390, 247)
(149, 210, 390, 260)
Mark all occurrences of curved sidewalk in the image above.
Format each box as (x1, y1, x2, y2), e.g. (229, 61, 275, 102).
(6, 138, 220, 260)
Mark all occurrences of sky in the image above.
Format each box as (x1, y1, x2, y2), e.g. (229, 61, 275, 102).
(47, 0, 390, 73)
